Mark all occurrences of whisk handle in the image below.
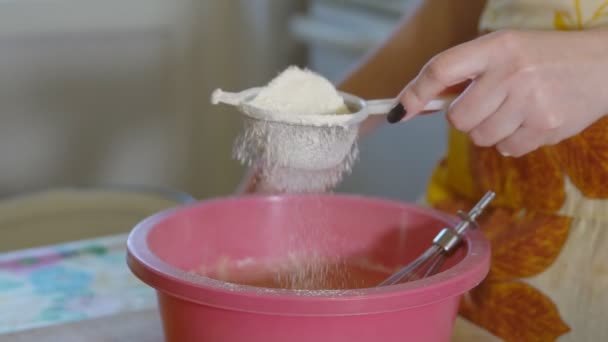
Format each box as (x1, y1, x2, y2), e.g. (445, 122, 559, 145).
(468, 191, 496, 221)
(454, 191, 495, 234)
(435, 191, 495, 253)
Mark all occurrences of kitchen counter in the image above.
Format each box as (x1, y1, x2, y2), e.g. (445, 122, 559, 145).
(4, 308, 496, 342)
(4, 309, 162, 342)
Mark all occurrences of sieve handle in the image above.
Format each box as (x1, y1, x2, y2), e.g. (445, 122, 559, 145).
(365, 99, 399, 115)
(211, 87, 263, 106)
(365, 95, 456, 116)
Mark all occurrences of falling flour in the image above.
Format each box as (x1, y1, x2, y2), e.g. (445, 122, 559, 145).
(228, 66, 360, 192)
(193, 254, 392, 291)
(207, 67, 366, 289)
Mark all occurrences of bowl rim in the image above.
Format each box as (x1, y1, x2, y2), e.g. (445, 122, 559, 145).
(126, 193, 491, 316)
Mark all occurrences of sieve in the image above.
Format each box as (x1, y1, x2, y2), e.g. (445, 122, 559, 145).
(212, 87, 454, 192)
(212, 87, 452, 128)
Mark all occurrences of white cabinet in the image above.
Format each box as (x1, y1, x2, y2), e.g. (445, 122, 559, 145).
(0, 0, 189, 195)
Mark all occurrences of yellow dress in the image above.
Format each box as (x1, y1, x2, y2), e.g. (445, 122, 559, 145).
(429, 1, 608, 341)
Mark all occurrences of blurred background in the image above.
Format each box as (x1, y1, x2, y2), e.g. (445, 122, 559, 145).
(0, 0, 447, 202)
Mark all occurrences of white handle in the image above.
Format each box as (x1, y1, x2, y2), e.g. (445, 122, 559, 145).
(366, 95, 456, 115)
(211, 87, 262, 106)
(424, 95, 455, 112)
(365, 99, 398, 115)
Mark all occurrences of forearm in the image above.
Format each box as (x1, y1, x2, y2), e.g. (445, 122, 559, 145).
(337, 0, 486, 99)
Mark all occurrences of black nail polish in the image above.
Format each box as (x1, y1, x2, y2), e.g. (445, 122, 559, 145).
(387, 103, 406, 123)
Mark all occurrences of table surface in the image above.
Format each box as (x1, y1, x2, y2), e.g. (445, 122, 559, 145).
(3, 309, 497, 342)
(4, 309, 163, 342)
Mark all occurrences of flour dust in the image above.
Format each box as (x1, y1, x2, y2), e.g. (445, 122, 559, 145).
(233, 117, 359, 192)
(195, 254, 391, 291)
(208, 66, 372, 290)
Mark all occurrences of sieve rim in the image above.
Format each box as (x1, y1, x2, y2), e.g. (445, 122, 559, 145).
(236, 90, 371, 128)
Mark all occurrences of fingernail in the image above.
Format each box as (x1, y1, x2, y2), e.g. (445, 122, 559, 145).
(387, 103, 406, 123)
(500, 150, 510, 157)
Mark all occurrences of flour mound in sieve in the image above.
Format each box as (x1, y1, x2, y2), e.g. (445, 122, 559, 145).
(249, 65, 350, 117)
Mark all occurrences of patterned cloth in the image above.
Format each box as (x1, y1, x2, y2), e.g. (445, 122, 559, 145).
(480, 0, 608, 30)
(429, 1, 608, 341)
(0, 234, 156, 334)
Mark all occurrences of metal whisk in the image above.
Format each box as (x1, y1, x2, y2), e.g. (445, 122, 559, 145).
(378, 191, 495, 286)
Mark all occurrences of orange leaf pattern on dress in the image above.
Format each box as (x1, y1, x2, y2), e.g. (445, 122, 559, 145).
(445, 130, 479, 199)
(477, 208, 571, 281)
(471, 145, 565, 212)
(430, 194, 571, 341)
(554, 0, 608, 29)
(460, 281, 571, 342)
(554, 116, 608, 198)
(424, 3, 608, 341)
(426, 158, 452, 206)
(431, 198, 571, 281)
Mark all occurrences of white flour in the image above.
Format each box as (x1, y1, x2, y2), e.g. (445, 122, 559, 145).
(249, 66, 349, 117)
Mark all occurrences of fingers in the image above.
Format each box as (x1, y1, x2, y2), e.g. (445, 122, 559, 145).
(399, 38, 492, 118)
(389, 29, 574, 158)
(496, 125, 544, 157)
(446, 72, 507, 133)
(468, 95, 524, 147)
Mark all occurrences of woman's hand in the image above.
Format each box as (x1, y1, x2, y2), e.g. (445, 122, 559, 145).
(391, 28, 608, 157)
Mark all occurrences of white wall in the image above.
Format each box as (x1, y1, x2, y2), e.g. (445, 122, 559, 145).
(0, 0, 305, 199)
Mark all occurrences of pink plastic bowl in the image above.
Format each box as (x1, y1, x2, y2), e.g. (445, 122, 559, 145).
(127, 194, 490, 342)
